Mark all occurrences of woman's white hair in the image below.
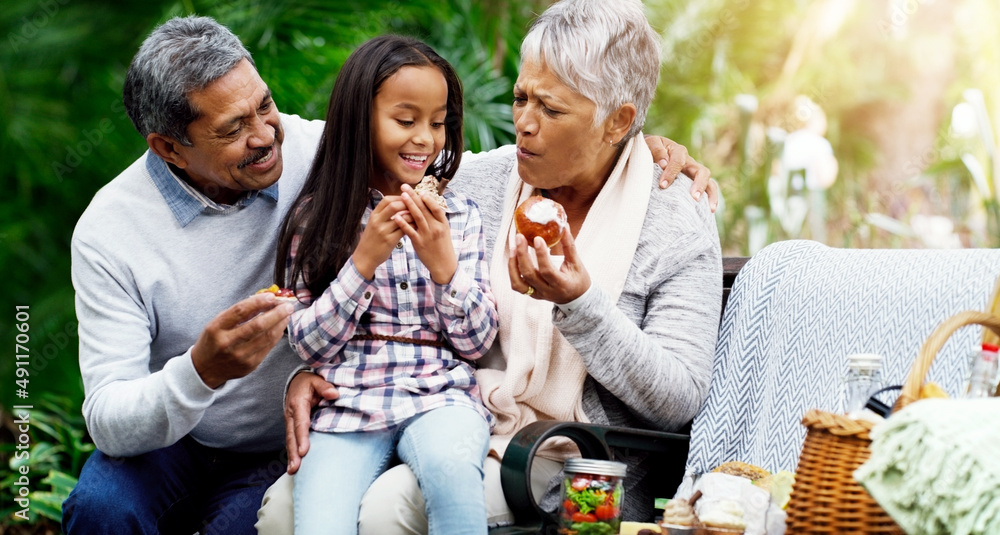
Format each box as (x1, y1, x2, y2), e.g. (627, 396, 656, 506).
(520, 0, 661, 145)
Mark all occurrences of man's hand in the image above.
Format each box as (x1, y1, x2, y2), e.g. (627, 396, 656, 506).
(644, 135, 720, 212)
(191, 292, 294, 389)
(285, 371, 338, 474)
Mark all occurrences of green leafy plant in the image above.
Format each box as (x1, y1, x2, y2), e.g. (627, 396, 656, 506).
(1, 394, 94, 529)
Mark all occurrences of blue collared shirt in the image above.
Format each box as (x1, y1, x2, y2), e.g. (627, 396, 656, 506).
(145, 151, 279, 227)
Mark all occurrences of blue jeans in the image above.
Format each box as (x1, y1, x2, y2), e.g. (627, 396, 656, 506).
(294, 405, 490, 535)
(62, 435, 284, 535)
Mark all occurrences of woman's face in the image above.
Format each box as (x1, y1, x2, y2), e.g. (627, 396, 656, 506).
(512, 59, 611, 191)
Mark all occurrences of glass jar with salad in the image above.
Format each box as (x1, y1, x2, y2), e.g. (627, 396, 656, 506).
(559, 458, 626, 535)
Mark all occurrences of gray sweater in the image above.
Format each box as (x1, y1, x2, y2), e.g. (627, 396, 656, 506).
(71, 114, 324, 457)
(452, 146, 722, 518)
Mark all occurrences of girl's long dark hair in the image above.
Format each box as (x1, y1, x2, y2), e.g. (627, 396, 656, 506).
(275, 35, 464, 298)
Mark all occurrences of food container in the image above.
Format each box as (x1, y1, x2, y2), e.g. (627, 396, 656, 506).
(559, 458, 626, 535)
(844, 353, 884, 414)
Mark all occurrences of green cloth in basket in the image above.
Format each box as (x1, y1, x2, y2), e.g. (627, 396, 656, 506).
(855, 398, 1000, 535)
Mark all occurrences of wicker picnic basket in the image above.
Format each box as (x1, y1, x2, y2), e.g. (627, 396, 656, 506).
(785, 300, 1000, 533)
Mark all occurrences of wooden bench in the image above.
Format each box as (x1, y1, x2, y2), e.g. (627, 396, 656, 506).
(492, 257, 750, 534)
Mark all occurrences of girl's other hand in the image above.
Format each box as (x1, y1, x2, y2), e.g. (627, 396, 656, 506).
(395, 183, 457, 285)
(352, 196, 408, 279)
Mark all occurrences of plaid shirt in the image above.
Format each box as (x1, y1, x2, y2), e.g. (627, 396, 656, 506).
(288, 189, 497, 432)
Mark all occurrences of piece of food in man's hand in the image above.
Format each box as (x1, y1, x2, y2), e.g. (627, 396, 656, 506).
(256, 284, 297, 302)
(414, 175, 447, 209)
(514, 196, 568, 248)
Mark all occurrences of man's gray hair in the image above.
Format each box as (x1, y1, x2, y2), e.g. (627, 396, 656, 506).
(520, 0, 661, 144)
(123, 15, 254, 145)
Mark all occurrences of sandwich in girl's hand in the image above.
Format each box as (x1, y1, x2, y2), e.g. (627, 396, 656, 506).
(414, 175, 447, 209)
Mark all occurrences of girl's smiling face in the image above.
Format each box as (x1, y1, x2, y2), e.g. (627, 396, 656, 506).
(370, 65, 449, 196)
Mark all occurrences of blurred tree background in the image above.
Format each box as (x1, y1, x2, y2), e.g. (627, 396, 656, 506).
(2, 0, 998, 531)
(645, 0, 1000, 253)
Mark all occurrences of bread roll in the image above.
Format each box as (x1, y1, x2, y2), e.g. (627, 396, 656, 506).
(711, 461, 769, 481)
(514, 196, 568, 248)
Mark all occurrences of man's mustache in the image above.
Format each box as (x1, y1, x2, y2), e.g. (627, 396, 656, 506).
(238, 145, 274, 169)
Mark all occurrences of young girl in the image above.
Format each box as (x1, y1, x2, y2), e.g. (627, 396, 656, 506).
(274, 35, 497, 535)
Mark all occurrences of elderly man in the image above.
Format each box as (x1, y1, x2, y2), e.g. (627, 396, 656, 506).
(62, 16, 324, 534)
(62, 14, 712, 535)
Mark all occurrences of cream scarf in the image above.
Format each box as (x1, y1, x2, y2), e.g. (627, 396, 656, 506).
(476, 134, 653, 458)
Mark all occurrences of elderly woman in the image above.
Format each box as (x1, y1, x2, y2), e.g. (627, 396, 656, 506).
(259, 0, 721, 532)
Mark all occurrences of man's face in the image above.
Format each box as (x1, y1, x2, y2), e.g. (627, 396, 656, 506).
(171, 59, 284, 203)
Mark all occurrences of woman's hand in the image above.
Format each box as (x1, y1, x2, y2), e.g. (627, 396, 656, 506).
(394, 184, 458, 285)
(507, 227, 591, 304)
(644, 135, 719, 212)
(352, 196, 408, 279)
(284, 371, 338, 474)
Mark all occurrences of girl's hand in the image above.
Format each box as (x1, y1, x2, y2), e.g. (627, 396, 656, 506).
(394, 184, 457, 285)
(507, 226, 591, 304)
(352, 196, 408, 279)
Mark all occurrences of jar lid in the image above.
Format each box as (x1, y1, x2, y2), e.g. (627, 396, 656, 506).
(848, 353, 883, 370)
(564, 458, 627, 477)
(984, 343, 1000, 353)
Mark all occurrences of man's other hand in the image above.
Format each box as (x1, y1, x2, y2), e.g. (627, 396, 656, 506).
(285, 371, 338, 474)
(644, 135, 720, 212)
